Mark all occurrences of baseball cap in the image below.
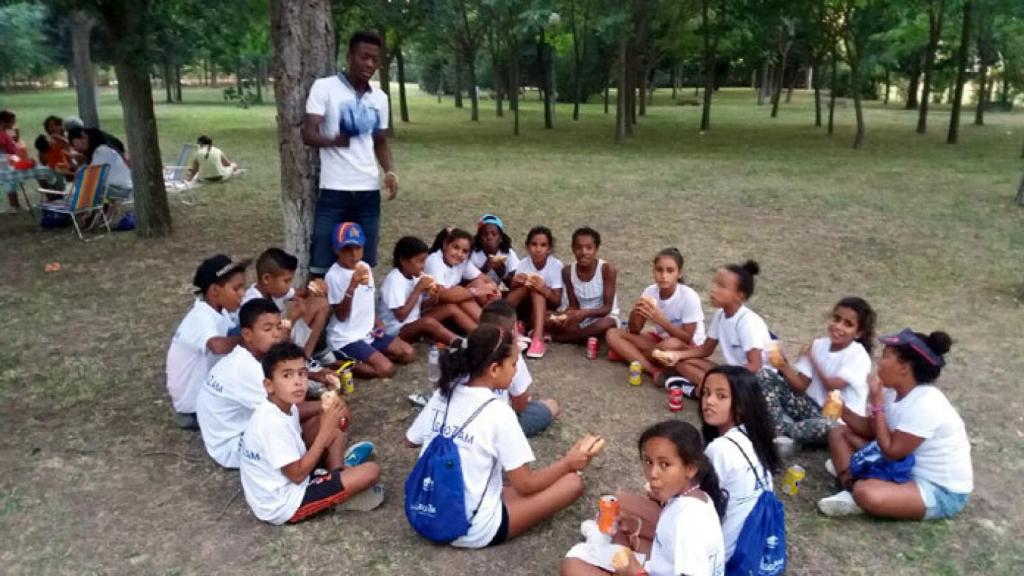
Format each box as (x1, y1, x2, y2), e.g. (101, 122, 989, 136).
(193, 254, 250, 295)
(878, 328, 945, 367)
(333, 222, 365, 251)
(478, 214, 505, 231)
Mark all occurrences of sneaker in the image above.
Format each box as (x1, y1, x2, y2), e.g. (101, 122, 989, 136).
(825, 458, 837, 478)
(344, 441, 375, 467)
(407, 392, 429, 407)
(526, 338, 546, 359)
(517, 336, 530, 352)
(817, 490, 863, 517)
(527, 329, 552, 343)
(340, 483, 385, 512)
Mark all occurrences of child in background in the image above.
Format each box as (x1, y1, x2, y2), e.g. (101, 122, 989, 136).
(243, 248, 331, 361)
(425, 227, 500, 322)
(700, 366, 781, 562)
(768, 297, 875, 445)
(240, 342, 384, 525)
(507, 226, 564, 359)
(470, 214, 520, 290)
(605, 248, 705, 382)
(480, 300, 560, 437)
(380, 236, 478, 345)
(325, 222, 415, 379)
(562, 420, 727, 576)
(198, 298, 284, 467)
(165, 254, 247, 430)
(548, 227, 619, 345)
(406, 325, 592, 548)
(659, 260, 772, 397)
(819, 329, 972, 521)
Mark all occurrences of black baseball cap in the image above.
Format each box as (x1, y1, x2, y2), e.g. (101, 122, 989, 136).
(193, 254, 250, 295)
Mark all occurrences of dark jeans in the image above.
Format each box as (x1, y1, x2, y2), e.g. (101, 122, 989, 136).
(310, 189, 381, 274)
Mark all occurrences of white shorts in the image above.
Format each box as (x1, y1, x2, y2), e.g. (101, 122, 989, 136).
(290, 318, 312, 349)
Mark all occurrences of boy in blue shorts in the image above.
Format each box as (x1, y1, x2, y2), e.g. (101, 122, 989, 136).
(325, 222, 414, 379)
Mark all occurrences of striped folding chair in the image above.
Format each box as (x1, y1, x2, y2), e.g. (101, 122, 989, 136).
(163, 143, 199, 205)
(37, 164, 111, 241)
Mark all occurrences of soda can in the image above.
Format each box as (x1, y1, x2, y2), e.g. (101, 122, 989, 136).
(780, 465, 806, 496)
(586, 337, 599, 360)
(628, 361, 643, 386)
(668, 387, 684, 412)
(342, 370, 354, 395)
(597, 495, 620, 534)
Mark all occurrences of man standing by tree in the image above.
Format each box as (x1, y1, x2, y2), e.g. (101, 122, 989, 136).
(303, 31, 398, 274)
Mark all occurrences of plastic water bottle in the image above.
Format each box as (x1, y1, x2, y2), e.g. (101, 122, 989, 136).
(427, 345, 441, 386)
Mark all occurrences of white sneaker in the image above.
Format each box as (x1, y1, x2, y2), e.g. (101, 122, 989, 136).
(341, 483, 385, 512)
(818, 490, 863, 517)
(825, 458, 837, 478)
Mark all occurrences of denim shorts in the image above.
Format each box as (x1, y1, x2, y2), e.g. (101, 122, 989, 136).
(337, 333, 395, 362)
(916, 477, 970, 520)
(518, 400, 554, 437)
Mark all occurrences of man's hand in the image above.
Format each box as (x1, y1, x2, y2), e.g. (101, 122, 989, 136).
(332, 132, 350, 148)
(384, 171, 399, 200)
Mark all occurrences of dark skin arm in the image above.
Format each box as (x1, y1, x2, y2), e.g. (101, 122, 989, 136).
(373, 131, 398, 200)
(566, 263, 618, 323)
(393, 277, 433, 322)
(206, 335, 240, 355)
(301, 114, 350, 148)
(331, 267, 368, 322)
(867, 375, 925, 460)
(671, 337, 718, 362)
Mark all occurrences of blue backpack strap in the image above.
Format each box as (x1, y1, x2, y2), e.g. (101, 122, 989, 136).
(452, 397, 498, 523)
(724, 435, 768, 492)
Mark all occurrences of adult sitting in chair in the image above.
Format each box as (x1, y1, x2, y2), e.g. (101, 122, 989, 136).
(68, 126, 132, 220)
(186, 135, 242, 183)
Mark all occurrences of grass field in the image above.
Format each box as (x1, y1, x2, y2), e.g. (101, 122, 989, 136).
(1, 84, 1023, 575)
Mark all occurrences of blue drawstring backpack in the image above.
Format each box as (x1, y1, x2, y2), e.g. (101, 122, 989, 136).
(725, 437, 787, 576)
(405, 396, 497, 544)
(850, 441, 915, 483)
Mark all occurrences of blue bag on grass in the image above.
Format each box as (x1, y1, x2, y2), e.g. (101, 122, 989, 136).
(405, 397, 496, 544)
(850, 440, 915, 483)
(725, 437, 787, 576)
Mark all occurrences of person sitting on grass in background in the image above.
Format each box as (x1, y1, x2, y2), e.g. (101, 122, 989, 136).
(507, 226, 564, 359)
(406, 325, 592, 548)
(562, 420, 727, 576)
(186, 135, 243, 182)
(548, 226, 619, 346)
(767, 297, 875, 446)
(470, 214, 520, 291)
(325, 222, 415, 378)
(479, 300, 560, 437)
(243, 247, 331, 362)
(605, 248, 705, 384)
(380, 235, 478, 346)
(240, 342, 384, 525)
(700, 366, 781, 562)
(425, 226, 500, 322)
(818, 329, 972, 521)
(657, 260, 773, 399)
(165, 254, 247, 430)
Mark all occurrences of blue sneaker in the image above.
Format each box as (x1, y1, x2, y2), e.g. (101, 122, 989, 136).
(344, 441, 375, 467)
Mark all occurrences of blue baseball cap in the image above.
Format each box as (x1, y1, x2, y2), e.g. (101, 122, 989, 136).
(478, 214, 505, 231)
(879, 328, 945, 368)
(333, 222, 365, 251)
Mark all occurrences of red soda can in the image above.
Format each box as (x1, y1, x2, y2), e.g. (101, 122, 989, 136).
(668, 387, 684, 412)
(586, 337, 598, 360)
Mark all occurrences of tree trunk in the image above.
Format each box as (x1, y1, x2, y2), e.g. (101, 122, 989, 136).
(66, 66, 76, 88)
(813, 64, 822, 127)
(671, 64, 678, 100)
(453, 50, 464, 108)
(255, 61, 264, 103)
(70, 11, 100, 128)
(378, 46, 394, 134)
(541, 31, 553, 130)
(625, 46, 635, 134)
(883, 68, 890, 105)
(211, 61, 217, 86)
(947, 0, 972, 145)
(396, 45, 410, 122)
(236, 57, 243, 96)
(493, 58, 504, 117)
(175, 64, 183, 101)
(974, 60, 987, 126)
(785, 70, 794, 104)
(828, 47, 837, 135)
(571, 0, 582, 121)
(615, 38, 627, 143)
(467, 50, 479, 122)
(700, 0, 714, 132)
(757, 62, 769, 105)
(604, 83, 609, 114)
(905, 55, 921, 110)
(638, 65, 647, 116)
(271, 0, 335, 281)
(918, 0, 945, 133)
(771, 48, 789, 118)
(163, 61, 173, 103)
(511, 45, 520, 136)
(1017, 171, 1024, 205)
(851, 66, 864, 149)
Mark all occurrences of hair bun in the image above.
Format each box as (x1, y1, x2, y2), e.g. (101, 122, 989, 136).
(926, 331, 952, 355)
(741, 260, 760, 276)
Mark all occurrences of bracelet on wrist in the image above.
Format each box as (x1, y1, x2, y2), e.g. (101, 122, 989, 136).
(870, 403, 884, 416)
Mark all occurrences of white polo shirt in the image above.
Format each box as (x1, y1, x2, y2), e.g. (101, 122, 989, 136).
(305, 74, 389, 191)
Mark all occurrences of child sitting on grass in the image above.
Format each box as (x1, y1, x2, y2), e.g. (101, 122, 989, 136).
(243, 247, 330, 361)
(379, 236, 478, 346)
(240, 342, 383, 525)
(165, 254, 247, 430)
(425, 227, 501, 322)
(470, 214, 520, 290)
(548, 226, 619, 346)
(480, 300, 560, 437)
(507, 226, 564, 359)
(325, 222, 415, 378)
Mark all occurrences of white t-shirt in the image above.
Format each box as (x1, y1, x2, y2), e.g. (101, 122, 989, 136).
(424, 250, 481, 288)
(378, 268, 423, 336)
(645, 495, 725, 576)
(707, 306, 773, 369)
(406, 385, 535, 548)
(325, 262, 376, 349)
(165, 299, 234, 413)
(470, 248, 520, 286)
(242, 283, 294, 313)
(239, 400, 308, 525)
(305, 74, 389, 191)
(705, 426, 773, 560)
(196, 346, 267, 468)
(515, 255, 564, 289)
(492, 354, 532, 403)
(640, 283, 706, 343)
(794, 338, 871, 416)
(91, 144, 132, 190)
(884, 386, 973, 493)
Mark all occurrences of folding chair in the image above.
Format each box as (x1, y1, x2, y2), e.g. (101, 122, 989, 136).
(163, 143, 199, 205)
(36, 164, 111, 241)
